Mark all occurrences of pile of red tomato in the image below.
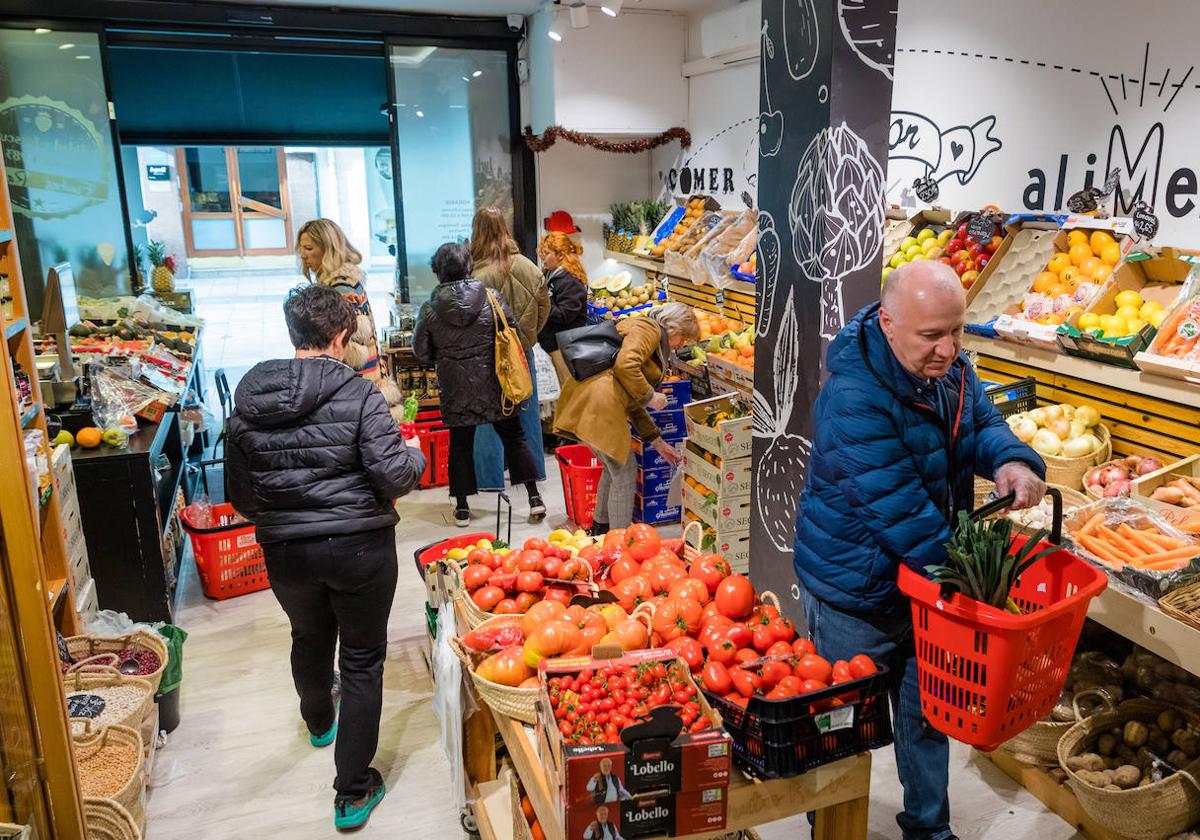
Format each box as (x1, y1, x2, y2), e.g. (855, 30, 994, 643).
(547, 659, 713, 746)
(462, 537, 595, 616)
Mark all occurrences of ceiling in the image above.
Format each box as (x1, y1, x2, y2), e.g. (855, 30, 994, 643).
(219, 0, 721, 16)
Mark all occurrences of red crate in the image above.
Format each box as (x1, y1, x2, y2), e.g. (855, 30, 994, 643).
(180, 502, 270, 600)
(556, 445, 603, 529)
(416, 420, 450, 489)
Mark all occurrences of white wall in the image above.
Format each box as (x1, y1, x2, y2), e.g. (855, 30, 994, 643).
(888, 0, 1200, 245)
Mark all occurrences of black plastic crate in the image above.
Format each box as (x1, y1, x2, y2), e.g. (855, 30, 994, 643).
(704, 668, 893, 779)
(984, 376, 1037, 418)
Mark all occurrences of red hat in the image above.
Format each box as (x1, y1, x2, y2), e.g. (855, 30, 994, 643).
(544, 210, 580, 234)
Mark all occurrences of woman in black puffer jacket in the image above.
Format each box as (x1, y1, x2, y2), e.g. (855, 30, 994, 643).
(225, 284, 426, 831)
(414, 242, 543, 527)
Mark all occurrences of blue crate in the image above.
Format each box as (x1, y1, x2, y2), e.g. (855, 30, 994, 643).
(636, 466, 674, 498)
(634, 493, 681, 525)
(631, 437, 679, 471)
(659, 378, 692, 410)
(632, 409, 685, 440)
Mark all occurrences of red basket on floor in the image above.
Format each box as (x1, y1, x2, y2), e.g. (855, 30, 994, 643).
(180, 502, 270, 600)
(416, 421, 450, 489)
(413, 533, 496, 573)
(556, 445, 603, 529)
(897, 539, 1107, 751)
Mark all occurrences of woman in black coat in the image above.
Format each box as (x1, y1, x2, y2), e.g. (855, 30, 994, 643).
(414, 242, 544, 527)
(536, 231, 589, 382)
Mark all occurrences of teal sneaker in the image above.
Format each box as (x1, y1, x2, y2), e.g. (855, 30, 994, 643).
(310, 717, 337, 748)
(334, 769, 386, 831)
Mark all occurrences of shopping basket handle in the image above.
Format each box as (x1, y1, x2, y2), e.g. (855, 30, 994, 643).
(970, 487, 1063, 544)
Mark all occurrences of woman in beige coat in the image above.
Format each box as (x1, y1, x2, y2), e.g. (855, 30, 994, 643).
(555, 302, 699, 532)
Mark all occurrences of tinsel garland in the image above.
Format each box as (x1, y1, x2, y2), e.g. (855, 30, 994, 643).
(523, 125, 691, 153)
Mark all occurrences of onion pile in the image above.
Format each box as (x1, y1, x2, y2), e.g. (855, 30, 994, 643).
(1007, 403, 1103, 459)
(1086, 455, 1163, 498)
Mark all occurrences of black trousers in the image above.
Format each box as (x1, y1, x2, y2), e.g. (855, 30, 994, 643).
(448, 416, 538, 498)
(262, 526, 398, 798)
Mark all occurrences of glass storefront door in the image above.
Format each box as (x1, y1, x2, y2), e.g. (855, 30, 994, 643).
(388, 45, 515, 304)
(177, 145, 291, 256)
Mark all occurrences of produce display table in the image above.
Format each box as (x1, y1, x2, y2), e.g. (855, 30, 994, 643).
(455, 603, 874, 840)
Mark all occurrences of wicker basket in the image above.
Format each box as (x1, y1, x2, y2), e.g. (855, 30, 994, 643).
(63, 670, 155, 734)
(1057, 698, 1200, 839)
(66, 632, 169, 693)
(681, 519, 705, 565)
(1042, 424, 1112, 489)
(1160, 581, 1200, 632)
(1083, 457, 1140, 500)
(448, 625, 538, 724)
(73, 723, 145, 827)
(454, 561, 596, 630)
(83, 797, 142, 840)
(999, 688, 1114, 766)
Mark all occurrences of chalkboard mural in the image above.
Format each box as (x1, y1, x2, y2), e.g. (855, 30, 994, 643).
(751, 0, 897, 620)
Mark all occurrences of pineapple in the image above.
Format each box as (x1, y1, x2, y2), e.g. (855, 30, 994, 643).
(148, 240, 175, 293)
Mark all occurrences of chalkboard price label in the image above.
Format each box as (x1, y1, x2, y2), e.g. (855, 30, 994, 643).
(913, 175, 939, 204)
(67, 693, 107, 719)
(1132, 201, 1160, 240)
(966, 213, 996, 243)
(1066, 189, 1099, 214)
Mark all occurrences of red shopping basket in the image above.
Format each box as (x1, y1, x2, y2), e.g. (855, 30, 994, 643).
(416, 421, 450, 489)
(556, 445, 603, 529)
(897, 490, 1107, 751)
(180, 502, 270, 600)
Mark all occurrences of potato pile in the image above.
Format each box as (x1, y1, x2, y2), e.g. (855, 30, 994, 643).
(650, 198, 708, 258)
(1066, 708, 1199, 790)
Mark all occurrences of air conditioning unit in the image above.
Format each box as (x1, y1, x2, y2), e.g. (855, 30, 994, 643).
(700, 0, 760, 60)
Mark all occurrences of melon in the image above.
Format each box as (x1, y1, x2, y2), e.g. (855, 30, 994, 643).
(606, 271, 633, 294)
(588, 274, 612, 292)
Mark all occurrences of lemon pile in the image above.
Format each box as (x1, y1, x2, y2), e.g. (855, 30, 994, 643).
(882, 227, 954, 282)
(1077, 288, 1166, 339)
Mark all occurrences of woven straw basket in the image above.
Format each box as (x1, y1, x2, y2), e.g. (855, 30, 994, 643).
(72, 723, 145, 827)
(83, 797, 142, 840)
(63, 670, 155, 734)
(448, 618, 538, 723)
(973, 481, 1090, 516)
(66, 632, 169, 693)
(999, 688, 1114, 766)
(1042, 424, 1112, 490)
(1058, 698, 1200, 839)
(455, 561, 596, 630)
(1159, 581, 1200, 632)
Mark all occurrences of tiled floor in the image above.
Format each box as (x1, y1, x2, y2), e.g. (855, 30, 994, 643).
(187, 268, 395, 403)
(144, 459, 1083, 840)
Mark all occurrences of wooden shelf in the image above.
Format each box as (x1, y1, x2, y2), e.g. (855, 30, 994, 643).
(5, 317, 28, 340)
(46, 577, 68, 608)
(603, 249, 666, 274)
(985, 750, 1124, 840)
(38, 484, 52, 511)
(965, 334, 1200, 409)
(20, 403, 40, 428)
(1087, 585, 1200, 677)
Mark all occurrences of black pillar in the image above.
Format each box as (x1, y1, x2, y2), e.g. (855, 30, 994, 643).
(750, 0, 898, 617)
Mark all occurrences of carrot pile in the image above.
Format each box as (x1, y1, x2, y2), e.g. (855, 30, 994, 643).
(1071, 512, 1200, 572)
(1149, 296, 1200, 360)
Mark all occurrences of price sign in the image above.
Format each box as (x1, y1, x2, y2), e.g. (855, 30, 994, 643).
(913, 175, 939, 204)
(814, 704, 855, 734)
(67, 693, 107, 719)
(1132, 201, 1160, 240)
(714, 290, 726, 306)
(1066, 189, 1099, 214)
(966, 213, 996, 244)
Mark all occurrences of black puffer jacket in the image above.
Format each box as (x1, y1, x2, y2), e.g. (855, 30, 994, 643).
(537, 268, 588, 353)
(413, 278, 513, 428)
(224, 357, 426, 544)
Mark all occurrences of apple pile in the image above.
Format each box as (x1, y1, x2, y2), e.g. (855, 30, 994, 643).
(941, 221, 1002, 291)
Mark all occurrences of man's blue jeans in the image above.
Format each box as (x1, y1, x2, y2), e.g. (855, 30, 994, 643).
(475, 349, 547, 491)
(800, 587, 952, 840)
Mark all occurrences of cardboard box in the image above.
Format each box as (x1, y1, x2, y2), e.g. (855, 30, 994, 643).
(1056, 248, 1194, 368)
(682, 442, 751, 500)
(682, 511, 750, 572)
(1134, 292, 1200, 382)
(965, 216, 1062, 328)
(683, 395, 752, 461)
(681, 486, 751, 533)
(561, 785, 728, 840)
(636, 467, 674, 499)
(1132, 455, 1200, 519)
(634, 494, 680, 525)
(638, 409, 686, 441)
(705, 356, 753, 394)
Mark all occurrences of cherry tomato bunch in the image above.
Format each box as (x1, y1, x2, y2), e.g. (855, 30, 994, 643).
(547, 660, 713, 746)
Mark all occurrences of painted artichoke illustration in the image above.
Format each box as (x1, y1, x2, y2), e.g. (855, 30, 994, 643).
(788, 122, 885, 285)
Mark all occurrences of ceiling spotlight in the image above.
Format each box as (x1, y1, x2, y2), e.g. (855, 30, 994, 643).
(569, 3, 589, 28)
(548, 27, 562, 41)
(75, 54, 91, 59)
(601, 0, 622, 16)
(462, 75, 470, 81)
(472, 69, 483, 78)
(58, 42, 75, 50)
(415, 110, 425, 118)
(34, 27, 52, 34)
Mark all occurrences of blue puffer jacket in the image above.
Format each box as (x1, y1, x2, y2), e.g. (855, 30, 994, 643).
(793, 304, 1045, 612)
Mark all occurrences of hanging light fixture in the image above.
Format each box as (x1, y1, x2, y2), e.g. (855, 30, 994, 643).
(601, 0, 623, 17)
(567, 0, 589, 29)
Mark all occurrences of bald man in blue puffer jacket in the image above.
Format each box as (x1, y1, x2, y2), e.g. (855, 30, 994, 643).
(793, 262, 1045, 840)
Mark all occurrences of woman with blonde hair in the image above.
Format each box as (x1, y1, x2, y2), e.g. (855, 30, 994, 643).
(536, 231, 588, 383)
(297, 219, 403, 422)
(469, 207, 550, 518)
(555, 302, 700, 533)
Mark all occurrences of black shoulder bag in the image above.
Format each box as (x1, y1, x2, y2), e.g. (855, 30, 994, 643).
(556, 322, 623, 381)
